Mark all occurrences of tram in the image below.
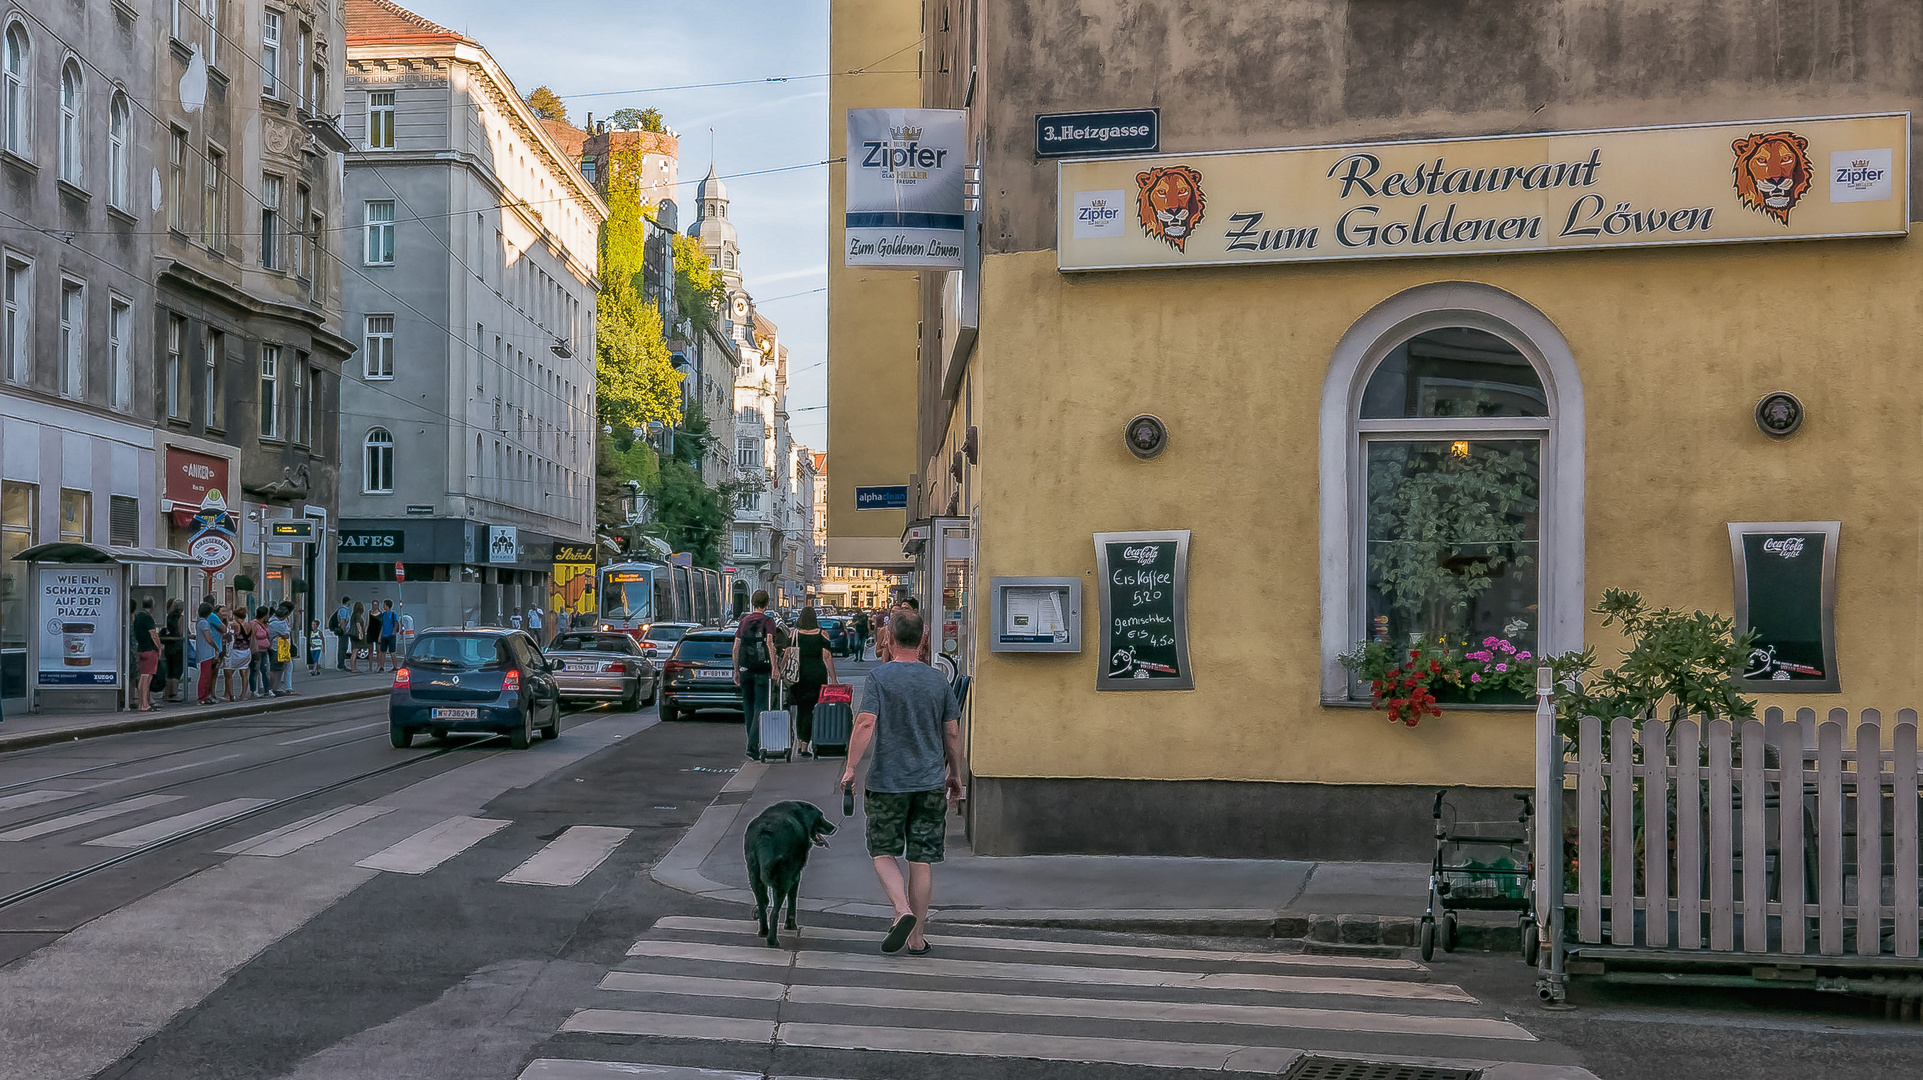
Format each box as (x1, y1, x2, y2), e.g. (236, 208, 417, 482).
(596, 560, 726, 634)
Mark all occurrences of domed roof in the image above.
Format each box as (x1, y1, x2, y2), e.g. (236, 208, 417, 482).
(695, 163, 728, 203)
(688, 163, 737, 245)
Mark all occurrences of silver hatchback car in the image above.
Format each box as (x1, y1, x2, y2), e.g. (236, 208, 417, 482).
(546, 631, 657, 711)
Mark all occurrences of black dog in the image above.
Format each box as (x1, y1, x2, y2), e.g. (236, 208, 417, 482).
(744, 800, 836, 947)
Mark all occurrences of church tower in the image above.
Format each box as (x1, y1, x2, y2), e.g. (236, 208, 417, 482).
(689, 163, 741, 289)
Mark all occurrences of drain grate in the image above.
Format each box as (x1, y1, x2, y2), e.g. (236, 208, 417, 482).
(1283, 1057, 1481, 1080)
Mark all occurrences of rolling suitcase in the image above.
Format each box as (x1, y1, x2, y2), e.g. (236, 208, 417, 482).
(811, 700, 854, 757)
(757, 681, 794, 762)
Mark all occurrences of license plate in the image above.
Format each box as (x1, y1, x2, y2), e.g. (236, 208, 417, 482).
(695, 669, 734, 680)
(430, 707, 478, 719)
(567, 662, 596, 672)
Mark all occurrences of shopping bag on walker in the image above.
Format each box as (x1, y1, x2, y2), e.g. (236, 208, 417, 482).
(757, 681, 793, 762)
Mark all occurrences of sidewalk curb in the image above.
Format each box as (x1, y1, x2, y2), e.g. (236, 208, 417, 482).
(0, 686, 390, 753)
(648, 774, 1525, 950)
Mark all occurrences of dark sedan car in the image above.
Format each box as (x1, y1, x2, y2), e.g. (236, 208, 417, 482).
(658, 630, 745, 723)
(820, 617, 855, 658)
(390, 629, 562, 750)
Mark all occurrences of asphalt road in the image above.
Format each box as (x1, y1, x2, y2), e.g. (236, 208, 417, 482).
(2, 690, 1922, 1080)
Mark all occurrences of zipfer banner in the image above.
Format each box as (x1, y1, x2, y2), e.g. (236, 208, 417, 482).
(846, 108, 967, 270)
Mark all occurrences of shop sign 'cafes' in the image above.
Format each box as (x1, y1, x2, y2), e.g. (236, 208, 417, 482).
(1058, 113, 1909, 271)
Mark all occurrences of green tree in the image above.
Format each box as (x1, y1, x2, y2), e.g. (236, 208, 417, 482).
(647, 406, 735, 568)
(596, 146, 682, 432)
(608, 107, 666, 133)
(672, 233, 725, 335)
(526, 86, 566, 122)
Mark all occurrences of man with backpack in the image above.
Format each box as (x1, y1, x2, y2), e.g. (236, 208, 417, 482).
(733, 589, 780, 762)
(330, 596, 352, 670)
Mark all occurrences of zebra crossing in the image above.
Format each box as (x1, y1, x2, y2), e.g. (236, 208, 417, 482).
(528, 915, 1597, 1079)
(0, 788, 635, 889)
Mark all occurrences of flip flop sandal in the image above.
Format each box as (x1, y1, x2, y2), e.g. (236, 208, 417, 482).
(905, 942, 932, 956)
(880, 914, 917, 954)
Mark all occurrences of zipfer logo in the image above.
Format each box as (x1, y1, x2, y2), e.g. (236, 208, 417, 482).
(861, 124, 948, 181)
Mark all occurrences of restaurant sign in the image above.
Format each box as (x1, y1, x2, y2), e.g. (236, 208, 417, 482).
(1058, 113, 1909, 271)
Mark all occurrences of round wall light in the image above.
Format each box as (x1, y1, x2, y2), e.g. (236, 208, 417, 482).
(1755, 391, 1804, 439)
(1125, 414, 1168, 459)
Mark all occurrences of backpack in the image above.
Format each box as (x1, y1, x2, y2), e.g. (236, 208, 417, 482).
(328, 609, 343, 634)
(740, 614, 771, 673)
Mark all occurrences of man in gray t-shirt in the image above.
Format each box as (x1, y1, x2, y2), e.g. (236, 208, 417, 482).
(841, 609, 961, 955)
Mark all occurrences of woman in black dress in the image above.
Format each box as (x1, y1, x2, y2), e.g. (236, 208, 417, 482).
(790, 607, 836, 759)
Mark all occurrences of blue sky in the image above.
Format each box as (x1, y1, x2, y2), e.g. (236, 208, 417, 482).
(405, 0, 834, 447)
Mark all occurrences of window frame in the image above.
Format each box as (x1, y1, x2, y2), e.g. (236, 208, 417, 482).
(364, 200, 395, 265)
(260, 9, 280, 98)
(293, 354, 310, 446)
(108, 294, 131, 410)
(0, 480, 35, 650)
(57, 59, 82, 184)
(57, 278, 82, 399)
(203, 143, 227, 249)
(107, 92, 129, 210)
(58, 488, 90, 543)
(1, 23, 27, 159)
(167, 128, 188, 232)
(2, 254, 26, 385)
(363, 313, 394, 379)
(363, 427, 395, 494)
(1317, 284, 1585, 703)
(367, 90, 395, 149)
(259, 343, 280, 440)
(164, 312, 186, 418)
(203, 327, 224, 430)
(260, 173, 282, 269)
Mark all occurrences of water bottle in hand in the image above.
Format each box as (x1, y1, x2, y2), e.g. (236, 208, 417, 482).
(842, 782, 855, 818)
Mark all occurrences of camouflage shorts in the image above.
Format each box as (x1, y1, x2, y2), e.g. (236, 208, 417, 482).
(864, 789, 947, 863)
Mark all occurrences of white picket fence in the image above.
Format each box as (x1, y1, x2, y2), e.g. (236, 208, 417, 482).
(1548, 706, 1923, 959)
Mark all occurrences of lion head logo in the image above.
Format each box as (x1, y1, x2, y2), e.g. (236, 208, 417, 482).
(1136, 166, 1205, 251)
(1732, 131, 1812, 225)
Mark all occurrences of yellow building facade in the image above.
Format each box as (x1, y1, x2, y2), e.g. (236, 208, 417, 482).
(833, 0, 1923, 859)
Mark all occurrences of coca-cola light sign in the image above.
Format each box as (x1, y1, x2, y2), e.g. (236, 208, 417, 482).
(1762, 536, 1806, 559)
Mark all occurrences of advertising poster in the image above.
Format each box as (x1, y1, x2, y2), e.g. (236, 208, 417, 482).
(1059, 113, 1908, 271)
(845, 108, 967, 269)
(551, 544, 596, 619)
(38, 566, 120, 687)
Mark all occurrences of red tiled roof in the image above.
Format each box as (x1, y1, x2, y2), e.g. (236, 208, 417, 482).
(542, 119, 587, 159)
(344, 0, 467, 45)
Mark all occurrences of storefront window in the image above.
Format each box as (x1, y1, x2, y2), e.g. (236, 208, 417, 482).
(1, 481, 34, 650)
(1352, 327, 1548, 698)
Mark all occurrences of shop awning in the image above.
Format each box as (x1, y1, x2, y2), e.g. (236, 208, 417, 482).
(13, 542, 202, 568)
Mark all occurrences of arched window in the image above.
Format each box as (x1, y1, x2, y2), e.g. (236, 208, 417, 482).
(2, 25, 28, 157)
(363, 428, 394, 493)
(723, 250, 735, 270)
(107, 92, 129, 209)
(1319, 284, 1583, 703)
(58, 61, 81, 183)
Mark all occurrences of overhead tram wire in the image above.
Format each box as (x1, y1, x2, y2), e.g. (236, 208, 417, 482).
(558, 38, 926, 99)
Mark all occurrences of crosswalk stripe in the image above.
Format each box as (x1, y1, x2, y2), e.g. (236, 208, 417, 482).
(216, 804, 396, 856)
(499, 825, 631, 887)
(599, 972, 789, 1001)
(518, 1061, 764, 1080)
(0, 794, 185, 842)
(652, 914, 1420, 970)
(560, 1009, 775, 1042)
(0, 789, 85, 813)
(85, 798, 275, 848)
(622, 938, 1471, 1002)
(355, 815, 510, 875)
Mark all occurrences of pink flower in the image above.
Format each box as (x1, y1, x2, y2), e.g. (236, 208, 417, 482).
(1483, 637, 1499, 647)
(1497, 641, 1516, 654)
(1466, 650, 1491, 662)
(1495, 663, 1508, 673)
(1470, 672, 1482, 683)
(1517, 651, 1532, 662)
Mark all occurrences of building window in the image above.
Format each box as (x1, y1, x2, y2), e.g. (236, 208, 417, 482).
(260, 174, 281, 269)
(165, 313, 185, 418)
(260, 11, 280, 97)
(736, 491, 760, 513)
(306, 211, 323, 283)
(1321, 286, 1584, 703)
(580, 157, 596, 184)
(108, 494, 138, 547)
(0, 481, 34, 649)
(199, 0, 218, 66)
(733, 529, 752, 556)
(107, 93, 129, 210)
(364, 428, 394, 493)
(290, 355, 309, 443)
(0, 24, 26, 160)
(292, 185, 309, 278)
(2, 257, 25, 384)
(363, 314, 393, 378)
(58, 61, 82, 184)
(108, 297, 131, 410)
(736, 436, 759, 469)
(367, 90, 394, 149)
(364, 200, 394, 264)
(295, 24, 309, 109)
(58, 489, 90, 543)
(168, 128, 188, 231)
(203, 145, 226, 248)
(170, 0, 186, 41)
(58, 280, 82, 398)
(259, 344, 280, 439)
(203, 328, 223, 429)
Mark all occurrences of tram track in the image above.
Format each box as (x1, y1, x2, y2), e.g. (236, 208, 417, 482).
(0, 733, 509, 912)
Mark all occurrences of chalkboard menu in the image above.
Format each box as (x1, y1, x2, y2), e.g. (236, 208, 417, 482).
(1729, 521, 1839, 694)
(1094, 530, 1194, 691)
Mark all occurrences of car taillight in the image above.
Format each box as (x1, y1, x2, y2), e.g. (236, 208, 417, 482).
(605, 662, 628, 674)
(393, 667, 410, 689)
(503, 669, 521, 693)
(663, 660, 688, 678)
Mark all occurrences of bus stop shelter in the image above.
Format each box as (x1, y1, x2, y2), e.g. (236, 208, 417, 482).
(13, 542, 200, 714)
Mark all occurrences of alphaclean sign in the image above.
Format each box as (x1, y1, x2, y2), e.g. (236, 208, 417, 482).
(1058, 113, 1909, 271)
(1036, 108, 1159, 158)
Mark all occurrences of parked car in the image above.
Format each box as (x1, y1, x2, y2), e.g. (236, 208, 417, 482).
(658, 630, 747, 723)
(546, 631, 657, 710)
(638, 621, 698, 661)
(390, 629, 561, 750)
(820, 616, 854, 658)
